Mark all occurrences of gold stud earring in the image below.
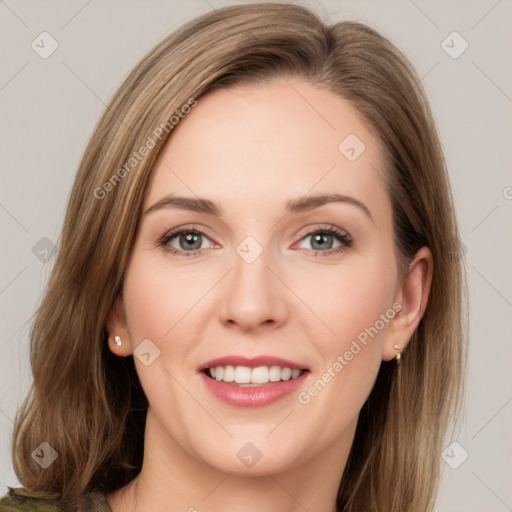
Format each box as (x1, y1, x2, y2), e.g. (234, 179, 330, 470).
(393, 343, 401, 364)
(114, 335, 122, 346)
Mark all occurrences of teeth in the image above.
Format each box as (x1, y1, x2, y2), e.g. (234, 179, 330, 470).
(281, 367, 292, 381)
(251, 366, 269, 384)
(208, 365, 304, 385)
(234, 366, 251, 384)
(269, 366, 281, 382)
(223, 365, 235, 382)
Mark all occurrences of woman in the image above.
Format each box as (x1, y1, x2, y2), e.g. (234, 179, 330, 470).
(1, 2, 466, 511)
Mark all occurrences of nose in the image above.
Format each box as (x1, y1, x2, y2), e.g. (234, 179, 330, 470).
(218, 243, 289, 333)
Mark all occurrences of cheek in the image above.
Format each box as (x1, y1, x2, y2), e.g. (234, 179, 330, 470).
(124, 245, 397, 369)
(121, 253, 209, 425)
(120, 240, 398, 468)
(122, 254, 212, 345)
(292, 257, 396, 348)
(291, 258, 396, 409)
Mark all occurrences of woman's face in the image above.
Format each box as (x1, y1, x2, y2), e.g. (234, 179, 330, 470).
(111, 77, 415, 476)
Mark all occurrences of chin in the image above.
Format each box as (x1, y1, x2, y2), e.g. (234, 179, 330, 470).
(191, 433, 304, 476)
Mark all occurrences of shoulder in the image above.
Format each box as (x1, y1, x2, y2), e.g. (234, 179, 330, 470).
(0, 487, 112, 512)
(0, 487, 59, 511)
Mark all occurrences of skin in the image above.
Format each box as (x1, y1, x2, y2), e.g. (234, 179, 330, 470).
(106, 77, 432, 512)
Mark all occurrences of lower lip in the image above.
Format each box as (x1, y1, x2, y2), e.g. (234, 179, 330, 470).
(199, 371, 309, 408)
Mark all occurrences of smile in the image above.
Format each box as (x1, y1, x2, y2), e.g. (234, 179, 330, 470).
(197, 355, 310, 407)
(206, 365, 304, 385)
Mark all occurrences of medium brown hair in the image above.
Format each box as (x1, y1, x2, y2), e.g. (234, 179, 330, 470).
(11, 3, 466, 511)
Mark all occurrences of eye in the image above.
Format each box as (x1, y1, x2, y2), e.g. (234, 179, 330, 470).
(158, 224, 352, 258)
(294, 224, 352, 257)
(159, 227, 214, 257)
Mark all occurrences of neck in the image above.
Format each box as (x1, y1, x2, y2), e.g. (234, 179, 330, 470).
(107, 406, 357, 512)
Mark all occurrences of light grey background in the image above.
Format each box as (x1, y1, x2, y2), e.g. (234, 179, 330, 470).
(1, 1, 511, 510)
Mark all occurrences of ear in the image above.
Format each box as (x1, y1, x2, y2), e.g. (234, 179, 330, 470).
(106, 296, 133, 357)
(382, 246, 433, 361)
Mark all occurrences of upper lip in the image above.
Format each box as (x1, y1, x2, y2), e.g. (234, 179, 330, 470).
(198, 355, 309, 372)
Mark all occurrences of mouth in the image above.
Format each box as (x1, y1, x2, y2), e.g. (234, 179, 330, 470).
(202, 365, 306, 386)
(197, 356, 310, 407)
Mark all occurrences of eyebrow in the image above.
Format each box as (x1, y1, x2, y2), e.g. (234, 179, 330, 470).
(144, 193, 373, 221)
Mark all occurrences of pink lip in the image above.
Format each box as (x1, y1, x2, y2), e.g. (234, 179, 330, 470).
(197, 355, 308, 372)
(199, 371, 309, 408)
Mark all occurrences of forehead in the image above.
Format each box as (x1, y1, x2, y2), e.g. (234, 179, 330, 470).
(145, 77, 389, 220)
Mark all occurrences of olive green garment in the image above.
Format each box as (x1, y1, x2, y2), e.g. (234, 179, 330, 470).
(0, 487, 112, 512)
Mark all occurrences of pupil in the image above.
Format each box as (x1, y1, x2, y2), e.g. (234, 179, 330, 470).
(312, 233, 332, 250)
(181, 233, 201, 250)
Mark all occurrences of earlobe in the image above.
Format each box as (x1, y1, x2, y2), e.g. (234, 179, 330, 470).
(107, 296, 133, 357)
(383, 246, 433, 361)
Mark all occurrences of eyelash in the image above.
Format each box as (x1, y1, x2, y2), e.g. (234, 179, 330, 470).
(158, 224, 353, 258)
